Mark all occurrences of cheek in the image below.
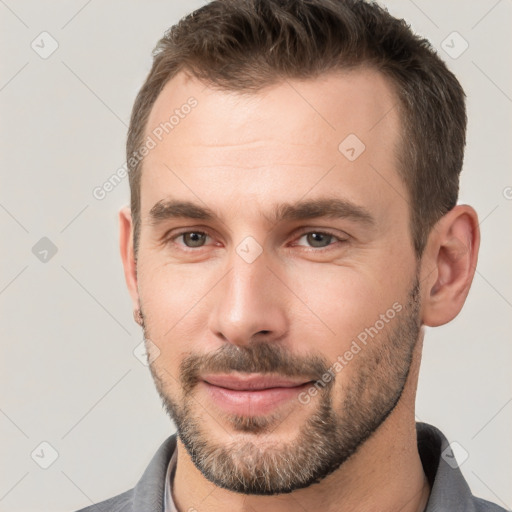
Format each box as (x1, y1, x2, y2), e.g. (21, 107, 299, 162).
(137, 258, 215, 348)
(290, 263, 407, 362)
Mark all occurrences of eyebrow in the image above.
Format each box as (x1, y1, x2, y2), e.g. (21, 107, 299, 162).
(148, 197, 375, 227)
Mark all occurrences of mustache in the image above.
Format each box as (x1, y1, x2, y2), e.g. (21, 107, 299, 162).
(179, 342, 331, 395)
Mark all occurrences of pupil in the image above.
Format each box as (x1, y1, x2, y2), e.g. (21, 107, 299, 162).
(185, 232, 205, 247)
(308, 233, 331, 247)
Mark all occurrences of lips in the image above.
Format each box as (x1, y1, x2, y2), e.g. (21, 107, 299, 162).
(202, 373, 312, 391)
(200, 373, 315, 416)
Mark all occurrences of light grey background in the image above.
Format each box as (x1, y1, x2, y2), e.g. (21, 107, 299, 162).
(1, 1, 511, 511)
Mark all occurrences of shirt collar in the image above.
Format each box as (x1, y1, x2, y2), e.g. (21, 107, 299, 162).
(163, 444, 178, 512)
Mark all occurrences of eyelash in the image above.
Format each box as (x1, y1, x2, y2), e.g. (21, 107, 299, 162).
(165, 228, 348, 252)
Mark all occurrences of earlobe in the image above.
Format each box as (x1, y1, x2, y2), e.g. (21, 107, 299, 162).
(421, 205, 480, 327)
(119, 206, 140, 312)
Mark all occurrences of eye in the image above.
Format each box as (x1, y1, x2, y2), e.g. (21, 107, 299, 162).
(294, 231, 345, 249)
(173, 231, 211, 248)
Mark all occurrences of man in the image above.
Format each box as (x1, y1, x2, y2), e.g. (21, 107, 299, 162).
(77, 0, 505, 510)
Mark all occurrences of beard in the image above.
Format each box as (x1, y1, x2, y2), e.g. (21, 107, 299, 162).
(141, 276, 421, 496)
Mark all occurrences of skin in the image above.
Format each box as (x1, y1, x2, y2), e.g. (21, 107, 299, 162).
(119, 69, 480, 512)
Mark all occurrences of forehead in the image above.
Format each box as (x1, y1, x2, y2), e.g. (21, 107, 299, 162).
(140, 68, 406, 224)
(145, 67, 400, 150)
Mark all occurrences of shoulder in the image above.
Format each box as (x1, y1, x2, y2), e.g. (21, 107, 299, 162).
(416, 423, 508, 512)
(473, 496, 509, 512)
(71, 435, 177, 512)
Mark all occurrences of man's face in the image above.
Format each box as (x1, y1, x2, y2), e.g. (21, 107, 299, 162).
(133, 69, 422, 494)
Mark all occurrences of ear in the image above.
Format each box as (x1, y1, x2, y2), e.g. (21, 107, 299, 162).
(119, 206, 140, 311)
(420, 205, 480, 327)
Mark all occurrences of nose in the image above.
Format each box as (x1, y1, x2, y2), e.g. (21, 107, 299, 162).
(208, 247, 289, 348)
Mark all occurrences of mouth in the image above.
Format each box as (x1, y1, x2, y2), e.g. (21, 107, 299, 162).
(200, 373, 315, 416)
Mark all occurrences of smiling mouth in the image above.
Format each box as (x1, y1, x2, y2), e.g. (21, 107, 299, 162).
(200, 373, 316, 416)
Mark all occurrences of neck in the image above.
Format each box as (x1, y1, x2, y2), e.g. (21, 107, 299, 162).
(173, 337, 429, 512)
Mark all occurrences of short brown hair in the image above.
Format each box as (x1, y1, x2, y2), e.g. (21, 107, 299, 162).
(127, 0, 466, 258)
